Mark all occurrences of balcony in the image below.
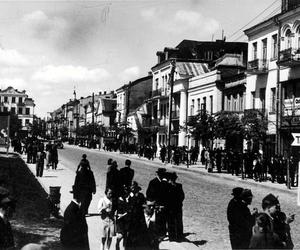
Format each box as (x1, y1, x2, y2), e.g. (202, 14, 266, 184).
(247, 59, 268, 74)
(171, 110, 180, 120)
(278, 48, 300, 67)
(151, 88, 162, 98)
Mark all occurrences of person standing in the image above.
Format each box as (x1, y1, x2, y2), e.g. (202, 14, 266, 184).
(51, 144, 58, 170)
(106, 161, 121, 198)
(160, 145, 166, 163)
(146, 168, 169, 240)
(74, 155, 96, 215)
(98, 188, 115, 250)
(60, 185, 89, 250)
(36, 148, 46, 177)
(227, 188, 256, 249)
(166, 172, 185, 241)
(0, 188, 14, 249)
(119, 160, 135, 189)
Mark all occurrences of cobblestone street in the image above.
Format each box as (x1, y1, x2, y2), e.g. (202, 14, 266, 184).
(59, 145, 300, 249)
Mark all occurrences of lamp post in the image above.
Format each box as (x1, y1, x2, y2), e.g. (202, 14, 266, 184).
(186, 131, 191, 168)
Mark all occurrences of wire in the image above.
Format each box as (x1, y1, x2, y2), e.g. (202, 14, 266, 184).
(227, 0, 280, 40)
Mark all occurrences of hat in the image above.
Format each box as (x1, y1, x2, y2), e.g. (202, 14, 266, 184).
(156, 168, 166, 175)
(262, 193, 279, 210)
(169, 172, 178, 180)
(107, 158, 113, 165)
(125, 159, 131, 166)
(231, 187, 244, 197)
(131, 181, 142, 191)
(240, 189, 253, 199)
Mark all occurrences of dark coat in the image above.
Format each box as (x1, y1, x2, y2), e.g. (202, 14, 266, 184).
(227, 199, 255, 249)
(249, 230, 283, 249)
(119, 167, 134, 187)
(106, 167, 121, 197)
(146, 177, 168, 206)
(60, 200, 89, 249)
(0, 216, 14, 249)
(74, 169, 96, 195)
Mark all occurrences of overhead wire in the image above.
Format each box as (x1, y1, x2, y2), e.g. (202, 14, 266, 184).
(228, 0, 281, 41)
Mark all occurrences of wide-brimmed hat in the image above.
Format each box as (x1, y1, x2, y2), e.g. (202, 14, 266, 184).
(240, 189, 253, 199)
(231, 187, 244, 197)
(156, 168, 166, 175)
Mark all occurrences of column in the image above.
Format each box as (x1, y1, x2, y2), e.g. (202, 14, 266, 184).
(178, 90, 187, 146)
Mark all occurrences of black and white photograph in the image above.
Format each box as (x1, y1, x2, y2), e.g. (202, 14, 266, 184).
(0, 0, 299, 249)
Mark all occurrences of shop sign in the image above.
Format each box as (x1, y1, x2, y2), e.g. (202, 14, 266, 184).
(291, 133, 300, 146)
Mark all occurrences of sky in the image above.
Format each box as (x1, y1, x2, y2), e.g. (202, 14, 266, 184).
(0, 0, 280, 117)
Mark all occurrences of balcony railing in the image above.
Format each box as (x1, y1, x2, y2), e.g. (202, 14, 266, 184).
(151, 88, 162, 97)
(247, 59, 268, 74)
(278, 48, 300, 66)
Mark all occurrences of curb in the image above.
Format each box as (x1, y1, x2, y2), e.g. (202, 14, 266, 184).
(66, 144, 297, 196)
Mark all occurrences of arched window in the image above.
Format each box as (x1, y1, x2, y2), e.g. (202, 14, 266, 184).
(295, 25, 300, 50)
(286, 29, 292, 49)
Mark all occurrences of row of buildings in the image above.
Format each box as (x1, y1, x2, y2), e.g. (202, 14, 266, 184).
(48, 0, 300, 157)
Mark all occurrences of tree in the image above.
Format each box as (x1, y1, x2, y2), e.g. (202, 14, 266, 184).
(9, 114, 22, 138)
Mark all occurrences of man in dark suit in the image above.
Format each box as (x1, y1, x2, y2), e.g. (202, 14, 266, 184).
(60, 186, 89, 250)
(106, 160, 121, 198)
(0, 187, 14, 249)
(146, 168, 169, 240)
(119, 159, 135, 188)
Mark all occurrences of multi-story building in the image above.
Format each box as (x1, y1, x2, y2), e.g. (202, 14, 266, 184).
(115, 75, 152, 125)
(0, 86, 35, 133)
(244, 0, 300, 156)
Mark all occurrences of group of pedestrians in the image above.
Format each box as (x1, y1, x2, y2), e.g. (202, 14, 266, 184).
(227, 187, 295, 249)
(60, 155, 185, 250)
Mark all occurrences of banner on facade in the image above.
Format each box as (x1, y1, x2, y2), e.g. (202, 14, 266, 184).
(291, 133, 300, 146)
(0, 113, 10, 148)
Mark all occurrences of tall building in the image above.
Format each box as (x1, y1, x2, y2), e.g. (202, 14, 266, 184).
(244, 0, 300, 156)
(0, 86, 35, 133)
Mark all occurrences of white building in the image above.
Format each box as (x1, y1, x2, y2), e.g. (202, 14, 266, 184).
(0, 86, 35, 131)
(244, 0, 300, 156)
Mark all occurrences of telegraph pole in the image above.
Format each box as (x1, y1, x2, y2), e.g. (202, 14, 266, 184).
(92, 92, 95, 139)
(167, 59, 176, 163)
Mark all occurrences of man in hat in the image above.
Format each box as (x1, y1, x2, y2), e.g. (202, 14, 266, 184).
(73, 155, 96, 215)
(0, 187, 14, 249)
(60, 185, 89, 250)
(119, 159, 135, 188)
(227, 188, 256, 249)
(146, 168, 169, 240)
(166, 172, 185, 241)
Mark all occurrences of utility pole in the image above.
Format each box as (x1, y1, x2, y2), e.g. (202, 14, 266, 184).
(167, 59, 176, 163)
(92, 92, 95, 139)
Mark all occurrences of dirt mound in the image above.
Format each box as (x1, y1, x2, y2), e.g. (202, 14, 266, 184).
(0, 153, 63, 249)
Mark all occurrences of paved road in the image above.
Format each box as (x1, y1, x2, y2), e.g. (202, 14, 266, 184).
(59, 145, 300, 250)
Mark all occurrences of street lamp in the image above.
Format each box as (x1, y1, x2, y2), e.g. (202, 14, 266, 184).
(186, 131, 191, 168)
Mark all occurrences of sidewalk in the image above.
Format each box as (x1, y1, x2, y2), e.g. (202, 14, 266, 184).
(21, 153, 199, 250)
(67, 144, 298, 196)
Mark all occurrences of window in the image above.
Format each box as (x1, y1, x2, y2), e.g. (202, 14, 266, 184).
(25, 119, 29, 125)
(25, 108, 30, 115)
(18, 108, 23, 114)
(197, 98, 200, 113)
(262, 38, 267, 60)
(19, 97, 22, 103)
(190, 99, 195, 115)
(272, 34, 278, 59)
(3, 107, 7, 112)
(210, 95, 213, 114)
(285, 29, 292, 49)
(251, 91, 256, 109)
(203, 97, 206, 110)
(253, 42, 257, 60)
(12, 97, 15, 103)
(205, 51, 213, 60)
(270, 88, 276, 112)
(239, 93, 244, 111)
(155, 78, 159, 90)
(4, 96, 8, 102)
(260, 88, 266, 111)
(11, 107, 16, 114)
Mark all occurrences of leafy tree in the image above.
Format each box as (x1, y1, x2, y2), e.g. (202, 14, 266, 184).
(9, 114, 22, 137)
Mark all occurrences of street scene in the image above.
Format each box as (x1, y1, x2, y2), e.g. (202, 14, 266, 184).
(0, 0, 300, 249)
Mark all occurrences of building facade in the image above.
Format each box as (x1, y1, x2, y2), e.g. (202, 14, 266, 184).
(0, 86, 35, 132)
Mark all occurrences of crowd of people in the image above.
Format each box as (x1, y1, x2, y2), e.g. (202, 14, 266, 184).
(60, 156, 185, 250)
(227, 187, 295, 249)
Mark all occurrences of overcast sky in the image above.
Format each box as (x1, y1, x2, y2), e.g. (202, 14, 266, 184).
(0, 0, 279, 117)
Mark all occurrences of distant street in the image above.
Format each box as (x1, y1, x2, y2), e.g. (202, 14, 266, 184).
(59, 145, 300, 249)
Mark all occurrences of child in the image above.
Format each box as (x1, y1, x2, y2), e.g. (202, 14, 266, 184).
(97, 188, 115, 250)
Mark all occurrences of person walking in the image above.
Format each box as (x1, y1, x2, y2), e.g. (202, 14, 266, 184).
(60, 185, 89, 250)
(119, 159, 135, 189)
(106, 161, 121, 198)
(73, 155, 96, 215)
(98, 188, 115, 250)
(160, 145, 166, 163)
